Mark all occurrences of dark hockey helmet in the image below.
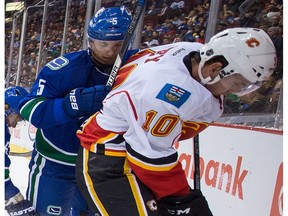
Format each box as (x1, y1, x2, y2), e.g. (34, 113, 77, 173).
(5, 86, 28, 116)
(88, 6, 132, 41)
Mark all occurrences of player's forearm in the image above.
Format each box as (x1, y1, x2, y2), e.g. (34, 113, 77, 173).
(20, 97, 76, 128)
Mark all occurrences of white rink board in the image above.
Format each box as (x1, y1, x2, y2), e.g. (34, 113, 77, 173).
(8, 123, 283, 216)
(9, 121, 35, 152)
(176, 125, 283, 216)
(4, 156, 30, 216)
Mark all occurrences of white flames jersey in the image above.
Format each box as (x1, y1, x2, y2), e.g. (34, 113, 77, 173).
(77, 42, 223, 199)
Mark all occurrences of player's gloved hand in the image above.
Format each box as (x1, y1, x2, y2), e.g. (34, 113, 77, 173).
(5, 191, 24, 207)
(63, 85, 111, 117)
(158, 190, 213, 216)
(5, 200, 38, 216)
(5, 192, 38, 216)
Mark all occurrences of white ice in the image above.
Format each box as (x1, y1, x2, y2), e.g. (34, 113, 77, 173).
(4, 155, 30, 216)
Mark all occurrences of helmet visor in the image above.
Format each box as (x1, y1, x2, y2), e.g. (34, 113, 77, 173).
(232, 82, 262, 97)
(214, 73, 256, 96)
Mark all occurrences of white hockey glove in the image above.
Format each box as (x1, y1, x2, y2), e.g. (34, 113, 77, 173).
(5, 192, 38, 216)
(158, 190, 213, 216)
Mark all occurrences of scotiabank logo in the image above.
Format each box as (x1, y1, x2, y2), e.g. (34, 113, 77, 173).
(176, 143, 248, 200)
(270, 163, 283, 216)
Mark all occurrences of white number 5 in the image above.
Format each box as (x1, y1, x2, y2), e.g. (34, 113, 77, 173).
(37, 79, 46, 95)
(111, 17, 117, 25)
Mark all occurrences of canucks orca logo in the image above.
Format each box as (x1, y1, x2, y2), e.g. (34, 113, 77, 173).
(47, 205, 62, 215)
(156, 84, 191, 108)
(46, 56, 69, 70)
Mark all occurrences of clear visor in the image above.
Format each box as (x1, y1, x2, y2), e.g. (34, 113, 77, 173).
(232, 82, 262, 97)
(207, 73, 262, 97)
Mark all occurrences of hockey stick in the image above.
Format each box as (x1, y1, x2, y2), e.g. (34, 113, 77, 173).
(9, 143, 33, 157)
(9, 151, 32, 157)
(194, 134, 201, 190)
(106, 0, 146, 87)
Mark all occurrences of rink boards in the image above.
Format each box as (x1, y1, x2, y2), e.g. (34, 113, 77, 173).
(9, 122, 283, 216)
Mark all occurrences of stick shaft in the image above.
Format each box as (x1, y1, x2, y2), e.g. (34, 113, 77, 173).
(9, 151, 32, 157)
(194, 134, 201, 190)
(106, 0, 146, 87)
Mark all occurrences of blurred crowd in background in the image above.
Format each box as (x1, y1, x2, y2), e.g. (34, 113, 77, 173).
(5, 0, 283, 116)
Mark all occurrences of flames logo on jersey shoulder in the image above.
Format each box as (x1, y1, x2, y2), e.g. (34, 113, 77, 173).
(156, 84, 191, 108)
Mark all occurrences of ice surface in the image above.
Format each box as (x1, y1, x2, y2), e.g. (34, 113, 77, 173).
(4, 155, 30, 216)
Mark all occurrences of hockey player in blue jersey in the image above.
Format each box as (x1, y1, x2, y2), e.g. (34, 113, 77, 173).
(18, 6, 135, 215)
(5, 86, 38, 216)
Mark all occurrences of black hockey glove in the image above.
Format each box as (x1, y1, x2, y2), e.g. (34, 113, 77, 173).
(5, 199, 38, 216)
(158, 190, 213, 216)
(63, 85, 111, 117)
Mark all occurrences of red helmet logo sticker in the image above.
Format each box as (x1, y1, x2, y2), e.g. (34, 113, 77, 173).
(246, 38, 260, 48)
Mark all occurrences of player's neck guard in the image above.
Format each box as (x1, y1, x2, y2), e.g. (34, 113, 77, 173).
(88, 48, 113, 75)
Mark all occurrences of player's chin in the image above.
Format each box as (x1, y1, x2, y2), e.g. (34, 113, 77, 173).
(101, 57, 116, 65)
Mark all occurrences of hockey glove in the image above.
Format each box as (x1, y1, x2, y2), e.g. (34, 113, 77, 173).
(158, 190, 213, 216)
(5, 199, 38, 216)
(63, 85, 111, 117)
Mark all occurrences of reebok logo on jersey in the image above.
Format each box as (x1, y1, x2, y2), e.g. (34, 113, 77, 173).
(156, 84, 190, 108)
(47, 205, 62, 215)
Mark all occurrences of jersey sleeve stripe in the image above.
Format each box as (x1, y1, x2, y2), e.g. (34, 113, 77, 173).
(126, 143, 178, 171)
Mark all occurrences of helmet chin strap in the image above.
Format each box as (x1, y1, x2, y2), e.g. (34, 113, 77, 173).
(197, 61, 212, 85)
(206, 75, 220, 85)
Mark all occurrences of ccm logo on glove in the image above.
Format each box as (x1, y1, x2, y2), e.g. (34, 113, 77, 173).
(167, 208, 191, 215)
(158, 190, 213, 216)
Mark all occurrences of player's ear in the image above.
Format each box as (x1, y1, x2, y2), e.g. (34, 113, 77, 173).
(207, 62, 222, 77)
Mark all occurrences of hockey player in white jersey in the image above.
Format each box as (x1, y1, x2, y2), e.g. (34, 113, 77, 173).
(76, 28, 276, 215)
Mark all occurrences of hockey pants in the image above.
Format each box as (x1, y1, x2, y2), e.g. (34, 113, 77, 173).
(76, 147, 159, 216)
(27, 150, 93, 215)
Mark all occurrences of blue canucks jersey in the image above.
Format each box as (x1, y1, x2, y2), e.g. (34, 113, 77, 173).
(19, 50, 137, 165)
